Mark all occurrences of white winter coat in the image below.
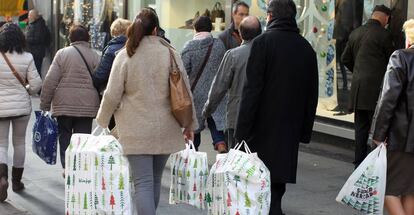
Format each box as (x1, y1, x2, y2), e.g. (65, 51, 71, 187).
(0, 51, 42, 117)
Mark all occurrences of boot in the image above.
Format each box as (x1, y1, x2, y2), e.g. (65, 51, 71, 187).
(12, 167, 24, 192)
(0, 164, 8, 202)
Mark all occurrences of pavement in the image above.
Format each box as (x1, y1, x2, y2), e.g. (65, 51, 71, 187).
(0, 97, 368, 215)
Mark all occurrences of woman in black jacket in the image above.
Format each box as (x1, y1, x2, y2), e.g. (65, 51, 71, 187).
(372, 19, 414, 215)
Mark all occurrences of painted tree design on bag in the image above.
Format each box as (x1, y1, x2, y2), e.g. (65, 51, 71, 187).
(119, 173, 124, 190)
(199, 193, 203, 206)
(120, 191, 125, 210)
(101, 155, 105, 169)
(193, 183, 197, 192)
(206, 193, 212, 206)
(110, 173, 114, 190)
(110, 193, 116, 209)
(67, 175, 71, 188)
(89, 192, 93, 208)
(227, 192, 232, 207)
(193, 159, 198, 168)
(186, 170, 190, 179)
(234, 175, 241, 188)
(78, 154, 81, 171)
(235, 210, 240, 215)
(78, 192, 81, 208)
(246, 166, 256, 178)
(83, 193, 88, 209)
(95, 155, 99, 170)
(108, 155, 115, 170)
(84, 157, 88, 171)
(102, 176, 106, 190)
(94, 194, 98, 209)
(73, 155, 77, 171)
(187, 193, 191, 201)
(72, 174, 75, 186)
(71, 194, 76, 209)
(102, 193, 105, 207)
(66, 192, 70, 208)
(244, 192, 251, 207)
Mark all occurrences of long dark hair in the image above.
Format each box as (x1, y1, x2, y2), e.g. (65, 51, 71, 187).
(0, 23, 26, 54)
(126, 9, 158, 57)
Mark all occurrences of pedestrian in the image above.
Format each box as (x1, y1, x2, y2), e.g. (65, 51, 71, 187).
(234, 0, 319, 214)
(93, 18, 131, 93)
(40, 25, 100, 174)
(26, 9, 50, 78)
(341, 5, 395, 168)
(181, 16, 227, 153)
(144, 7, 171, 43)
(203, 16, 261, 149)
(218, 1, 249, 50)
(0, 23, 42, 202)
(96, 9, 197, 215)
(372, 19, 414, 215)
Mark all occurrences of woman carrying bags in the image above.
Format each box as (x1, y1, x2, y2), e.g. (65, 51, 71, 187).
(372, 19, 414, 215)
(0, 23, 42, 202)
(96, 9, 197, 215)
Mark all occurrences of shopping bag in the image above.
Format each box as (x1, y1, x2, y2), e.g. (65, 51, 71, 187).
(207, 141, 271, 215)
(65, 128, 135, 215)
(32, 111, 58, 165)
(169, 141, 209, 209)
(336, 143, 387, 215)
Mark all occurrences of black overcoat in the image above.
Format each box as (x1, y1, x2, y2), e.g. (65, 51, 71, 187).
(341, 19, 395, 111)
(235, 18, 319, 184)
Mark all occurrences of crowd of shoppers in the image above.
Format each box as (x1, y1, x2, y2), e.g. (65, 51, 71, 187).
(1, 1, 414, 215)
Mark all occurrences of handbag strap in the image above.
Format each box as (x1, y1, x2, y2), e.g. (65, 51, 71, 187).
(1, 52, 28, 88)
(191, 42, 214, 91)
(72, 46, 93, 77)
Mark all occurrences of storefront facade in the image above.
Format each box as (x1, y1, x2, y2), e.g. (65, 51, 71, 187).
(45, 0, 412, 138)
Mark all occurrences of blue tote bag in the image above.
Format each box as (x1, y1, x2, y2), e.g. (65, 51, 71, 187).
(32, 111, 58, 165)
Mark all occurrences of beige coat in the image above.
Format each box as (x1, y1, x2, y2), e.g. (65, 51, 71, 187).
(40, 41, 100, 117)
(96, 36, 198, 155)
(0, 51, 42, 117)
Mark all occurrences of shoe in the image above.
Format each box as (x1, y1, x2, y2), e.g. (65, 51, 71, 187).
(11, 167, 24, 192)
(0, 164, 8, 202)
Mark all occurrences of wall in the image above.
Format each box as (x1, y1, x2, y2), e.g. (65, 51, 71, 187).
(409, 0, 414, 19)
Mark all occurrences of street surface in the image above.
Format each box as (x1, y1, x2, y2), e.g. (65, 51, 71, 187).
(1, 97, 367, 215)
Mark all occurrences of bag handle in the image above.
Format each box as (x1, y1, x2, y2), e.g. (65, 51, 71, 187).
(235, 140, 252, 154)
(191, 42, 214, 91)
(92, 126, 110, 136)
(186, 140, 197, 152)
(72, 46, 94, 78)
(1, 52, 28, 89)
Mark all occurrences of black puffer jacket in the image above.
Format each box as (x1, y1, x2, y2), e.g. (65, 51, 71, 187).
(373, 47, 414, 153)
(26, 17, 50, 58)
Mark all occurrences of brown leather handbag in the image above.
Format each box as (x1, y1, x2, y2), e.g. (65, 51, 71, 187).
(167, 47, 194, 128)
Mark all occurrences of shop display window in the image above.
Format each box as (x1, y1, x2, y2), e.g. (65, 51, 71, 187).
(57, 0, 125, 50)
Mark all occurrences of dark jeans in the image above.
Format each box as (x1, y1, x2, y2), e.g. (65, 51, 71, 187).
(193, 117, 224, 151)
(57, 116, 93, 168)
(270, 183, 286, 215)
(33, 54, 44, 78)
(225, 128, 236, 149)
(354, 109, 374, 168)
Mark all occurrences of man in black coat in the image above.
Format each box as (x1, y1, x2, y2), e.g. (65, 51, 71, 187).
(26, 9, 50, 78)
(341, 5, 395, 168)
(235, 0, 318, 214)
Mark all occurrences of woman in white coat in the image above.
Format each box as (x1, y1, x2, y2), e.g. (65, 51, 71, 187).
(0, 23, 42, 202)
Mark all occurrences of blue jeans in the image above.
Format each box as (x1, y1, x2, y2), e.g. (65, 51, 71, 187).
(193, 117, 224, 151)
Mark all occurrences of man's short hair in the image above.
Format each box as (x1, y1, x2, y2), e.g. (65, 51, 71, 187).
(233, 1, 250, 14)
(267, 0, 297, 19)
(193, 16, 213, 32)
(239, 17, 262, 41)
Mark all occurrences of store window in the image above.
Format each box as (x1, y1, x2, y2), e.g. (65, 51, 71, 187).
(247, 0, 407, 124)
(57, 0, 126, 51)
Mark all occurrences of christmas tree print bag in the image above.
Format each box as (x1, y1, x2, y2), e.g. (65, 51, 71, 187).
(169, 141, 209, 210)
(206, 141, 271, 215)
(336, 143, 387, 215)
(65, 128, 135, 215)
(32, 111, 58, 165)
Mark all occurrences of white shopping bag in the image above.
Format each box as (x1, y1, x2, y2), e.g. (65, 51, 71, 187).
(336, 143, 387, 215)
(65, 128, 135, 215)
(169, 141, 209, 209)
(207, 141, 271, 215)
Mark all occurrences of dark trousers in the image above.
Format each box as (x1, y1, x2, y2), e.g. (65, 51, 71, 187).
(33, 54, 44, 78)
(354, 109, 374, 168)
(57, 116, 93, 168)
(336, 39, 348, 90)
(193, 117, 224, 151)
(270, 183, 286, 215)
(225, 128, 236, 149)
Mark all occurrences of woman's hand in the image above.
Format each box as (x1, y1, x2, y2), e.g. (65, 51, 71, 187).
(373, 139, 387, 146)
(183, 128, 194, 143)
